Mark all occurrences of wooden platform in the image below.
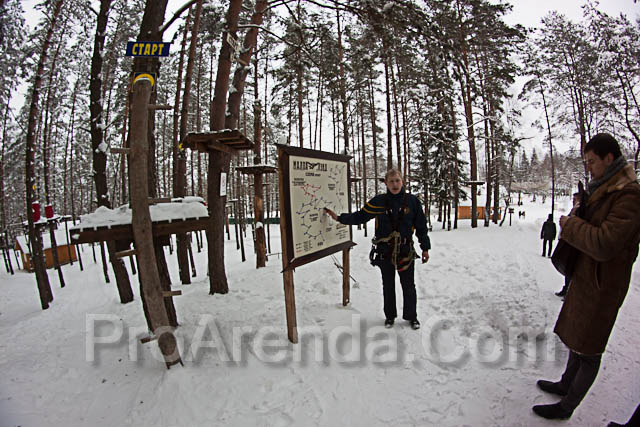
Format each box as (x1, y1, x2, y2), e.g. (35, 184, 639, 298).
(236, 165, 278, 175)
(69, 217, 210, 244)
(182, 129, 254, 154)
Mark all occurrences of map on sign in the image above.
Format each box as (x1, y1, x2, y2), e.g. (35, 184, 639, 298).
(289, 155, 350, 259)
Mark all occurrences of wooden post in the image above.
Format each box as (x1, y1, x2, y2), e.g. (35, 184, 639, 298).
(74, 219, 84, 271)
(342, 247, 350, 306)
(48, 220, 66, 288)
(63, 219, 73, 265)
(278, 149, 298, 343)
(225, 205, 230, 240)
(187, 233, 196, 276)
(3, 230, 14, 274)
(283, 269, 297, 344)
(239, 194, 246, 262)
(233, 202, 240, 249)
(99, 240, 110, 283)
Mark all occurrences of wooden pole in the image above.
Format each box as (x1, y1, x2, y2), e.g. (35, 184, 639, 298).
(278, 148, 298, 343)
(99, 240, 110, 283)
(233, 202, 240, 250)
(129, 78, 181, 368)
(342, 247, 350, 306)
(48, 220, 66, 288)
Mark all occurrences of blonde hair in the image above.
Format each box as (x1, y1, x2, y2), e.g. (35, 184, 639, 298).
(384, 168, 402, 181)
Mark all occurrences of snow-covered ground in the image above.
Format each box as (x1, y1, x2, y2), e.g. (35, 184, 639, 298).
(1, 195, 638, 427)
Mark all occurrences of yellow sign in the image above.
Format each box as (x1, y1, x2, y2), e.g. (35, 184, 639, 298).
(126, 41, 170, 57)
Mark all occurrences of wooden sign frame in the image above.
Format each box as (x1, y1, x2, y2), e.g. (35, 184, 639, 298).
(277, 144, 355, 343)
(277, 144, 355, 272)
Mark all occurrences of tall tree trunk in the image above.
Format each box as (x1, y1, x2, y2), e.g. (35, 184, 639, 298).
(207, 0, 244, 294)
(538, 77, 556, 217)
(336, 9, 349, 155)
(295, 3, 304, 147)
(389, 55, 402, 175)
(491, 114, 500, 224)
(90, 0, 133, 303)
(483, 104, 491, 227)
(456, 0, 478, 228)
(0, 94, 11, 228)
(253, 56, 267, 268)
(358, 87, 367, 236)
(448, 98, 460, 230)
(176, 0, 203, 285)
(41, 24, 66, 206)
(383, 46, 393, 171)
(367, 72, 379, 193)
(25, 0, 63, 310)
(129, 0, 181, 368)
(63, 79, 79, 216)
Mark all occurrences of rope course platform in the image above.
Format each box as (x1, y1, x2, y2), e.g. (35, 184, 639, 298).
(69, 199, 209, 244)
(182, 129, 254, 154)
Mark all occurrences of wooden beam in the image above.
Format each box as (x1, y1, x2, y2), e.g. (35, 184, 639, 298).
(111, 147, 131, 155)
(70, 218, 210, 244)
(162, 290, 182, 297)
(207, 139, 236, 155)
(115, 248, 137, 258)
(140, 335, 157, 344)
(148, 104, 172, 110)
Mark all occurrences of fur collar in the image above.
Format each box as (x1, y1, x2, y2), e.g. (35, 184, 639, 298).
(588, 164, 638, 206)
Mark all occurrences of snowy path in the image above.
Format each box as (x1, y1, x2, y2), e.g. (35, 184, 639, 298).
(0, 197, 638, 426)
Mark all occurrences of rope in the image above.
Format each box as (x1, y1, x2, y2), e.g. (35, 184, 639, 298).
(372, 232, 416, 272)
(331, 254, 359, 286)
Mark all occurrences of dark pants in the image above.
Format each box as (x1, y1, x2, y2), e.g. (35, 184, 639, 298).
(543, 239, 553, 256)
(558, 350, 602, 411)
(378, 258, 417, 321)
(559, 275, 571, 294)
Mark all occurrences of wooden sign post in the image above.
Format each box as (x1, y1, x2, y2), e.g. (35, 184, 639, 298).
(277, 145, 354, 343)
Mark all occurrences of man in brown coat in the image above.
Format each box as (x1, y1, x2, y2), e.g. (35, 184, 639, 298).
(533, 133, 640, 420)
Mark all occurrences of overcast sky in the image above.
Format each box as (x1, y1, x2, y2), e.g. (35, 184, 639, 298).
(502, 0, 638, 29)
(17, 0, 640, 155)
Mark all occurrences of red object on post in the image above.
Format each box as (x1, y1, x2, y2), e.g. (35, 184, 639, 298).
(45, 204, 54, 219)
(32, 202, 41, 222)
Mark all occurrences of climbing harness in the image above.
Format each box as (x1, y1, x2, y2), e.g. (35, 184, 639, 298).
(370, 192, 417, 271)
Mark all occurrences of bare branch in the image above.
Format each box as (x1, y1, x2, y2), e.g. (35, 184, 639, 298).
(237, 24, 319, 67)
(159, 0, 199, 35)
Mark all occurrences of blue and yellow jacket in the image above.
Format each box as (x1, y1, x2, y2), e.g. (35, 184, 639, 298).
(337, 187, 431, 251)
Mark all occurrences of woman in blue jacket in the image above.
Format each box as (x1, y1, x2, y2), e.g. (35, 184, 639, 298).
(325, 169, 430, 330)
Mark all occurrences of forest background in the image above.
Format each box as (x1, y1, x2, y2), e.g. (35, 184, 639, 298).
(1, 0, 639, 234)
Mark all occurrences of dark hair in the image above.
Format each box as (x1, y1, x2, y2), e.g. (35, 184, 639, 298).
(584, 133, 622, 160)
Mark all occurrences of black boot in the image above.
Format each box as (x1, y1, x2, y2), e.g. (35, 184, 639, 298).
(384, 318, 394, 328)
(410, 319, 420, 330)
(532, 403, 573, 420)
(537, 380, 567, 396)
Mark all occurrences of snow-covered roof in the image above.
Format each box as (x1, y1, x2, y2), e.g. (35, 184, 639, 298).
(16, 229, 72, 254)
(69, 197, 209, 231)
